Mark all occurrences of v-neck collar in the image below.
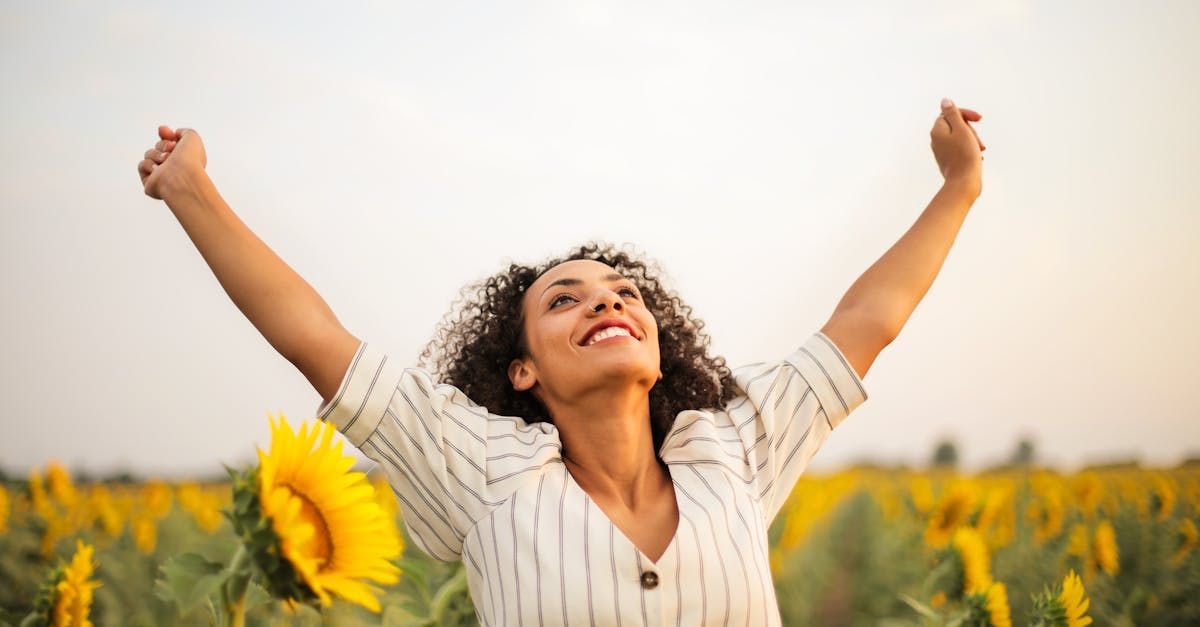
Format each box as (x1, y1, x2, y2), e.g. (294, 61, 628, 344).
(561, 461, 682, 569)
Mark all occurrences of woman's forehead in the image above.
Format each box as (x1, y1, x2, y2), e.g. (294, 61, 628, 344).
(533, 259, 620, 286)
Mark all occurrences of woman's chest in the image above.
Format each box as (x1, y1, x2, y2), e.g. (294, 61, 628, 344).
(461, 461, 779, 626)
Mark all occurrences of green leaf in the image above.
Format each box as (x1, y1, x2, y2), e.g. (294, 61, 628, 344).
(157, 552, 230, 614)
(898, 592, 940, 620)
(242, 581, 270, 613)
(396, 555, 431, 583)
(382, 604, 433, 627)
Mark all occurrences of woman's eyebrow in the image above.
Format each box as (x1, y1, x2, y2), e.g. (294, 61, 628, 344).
(540, 273, 626, 299)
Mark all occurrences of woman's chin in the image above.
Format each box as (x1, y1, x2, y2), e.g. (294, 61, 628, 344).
(581, 358, 658, 384)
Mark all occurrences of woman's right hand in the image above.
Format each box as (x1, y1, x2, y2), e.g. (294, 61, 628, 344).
(930, 99, 985, 197)
(139, 125, 207, 201)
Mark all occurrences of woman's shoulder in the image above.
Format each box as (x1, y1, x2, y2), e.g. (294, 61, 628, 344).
(658, 406, 753, 473)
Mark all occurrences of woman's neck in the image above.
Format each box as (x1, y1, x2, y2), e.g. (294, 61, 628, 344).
(549, 384, 664, 510)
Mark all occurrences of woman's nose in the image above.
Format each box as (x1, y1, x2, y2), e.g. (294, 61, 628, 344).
(591, 290, 623, 312)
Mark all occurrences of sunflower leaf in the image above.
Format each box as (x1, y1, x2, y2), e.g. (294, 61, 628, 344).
(157, 552, 229, 614)
(242, 581, 271, 612)
(898, 593, 939, 620)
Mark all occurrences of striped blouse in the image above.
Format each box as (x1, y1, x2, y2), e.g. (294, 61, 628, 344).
(316, 330, 868, 626)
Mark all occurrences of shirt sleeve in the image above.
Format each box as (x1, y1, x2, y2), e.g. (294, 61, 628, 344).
(727, 330, 869, 526)
(314, 339, 563, 562)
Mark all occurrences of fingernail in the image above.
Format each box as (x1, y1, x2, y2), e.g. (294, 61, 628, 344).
(941, 97, 953, 108)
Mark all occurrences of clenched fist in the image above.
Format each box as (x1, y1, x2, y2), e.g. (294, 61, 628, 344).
(139, 125, 208, 201)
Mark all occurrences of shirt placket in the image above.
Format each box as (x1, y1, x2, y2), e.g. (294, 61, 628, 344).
(635, 546, 670, 626)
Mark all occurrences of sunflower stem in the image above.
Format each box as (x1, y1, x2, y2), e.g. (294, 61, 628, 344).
(221, 544, 252, 627)
(429, 565, 468, 625)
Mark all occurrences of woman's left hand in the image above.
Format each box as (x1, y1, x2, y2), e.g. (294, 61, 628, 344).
(930, 98, 985, 196)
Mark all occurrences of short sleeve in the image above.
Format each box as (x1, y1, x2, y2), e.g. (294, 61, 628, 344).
(314, 340, 563, 562)
(662, 329, 868, 523)
(728, 331, 868, 525)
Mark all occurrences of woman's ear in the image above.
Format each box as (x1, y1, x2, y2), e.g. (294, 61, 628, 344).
(508, 358, 536, 392)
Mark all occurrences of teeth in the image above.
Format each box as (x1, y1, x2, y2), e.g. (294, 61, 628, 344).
(587, 326, 632, 345)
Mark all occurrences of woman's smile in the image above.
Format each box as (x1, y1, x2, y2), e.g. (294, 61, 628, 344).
(584, 333, 637, 347)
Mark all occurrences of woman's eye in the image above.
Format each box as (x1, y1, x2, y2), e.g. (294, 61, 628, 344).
(550, 294, 575, 308)
(619, 287, 638, 298)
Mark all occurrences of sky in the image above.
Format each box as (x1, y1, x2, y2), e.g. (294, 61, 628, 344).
(1, 0, 1197, 478)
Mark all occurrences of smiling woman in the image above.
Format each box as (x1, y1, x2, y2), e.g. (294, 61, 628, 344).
(139, 94, 994, 622)
(303, 239, 868, 624)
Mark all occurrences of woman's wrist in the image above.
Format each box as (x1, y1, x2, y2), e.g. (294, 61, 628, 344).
(162, 167, 214, 212)
(941, 171, 982, 201)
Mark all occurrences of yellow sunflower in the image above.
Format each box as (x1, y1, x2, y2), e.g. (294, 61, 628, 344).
(38, 539, 102, 627)
(984, 582, 1012, 627)
(909, 475, 934, 515)
(1092, 520, 1119, 576)
(251, 414, 402, 611)
(952, 526, 992, 594)
(0, 484, 9, 534)
(1171, 518, 1197, 567)
(46, 462, 78, 509)
(1027, 489, 1065, 545)
(925, 483, 978, 548)
(1060, 569, 1092, 627)
(1070, 472, 1104, 519)
(1066, 523, 1088, 560)
(1150, 474, 1177, 522)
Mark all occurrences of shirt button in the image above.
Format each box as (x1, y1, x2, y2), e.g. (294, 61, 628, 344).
(640, 570, 659, 590)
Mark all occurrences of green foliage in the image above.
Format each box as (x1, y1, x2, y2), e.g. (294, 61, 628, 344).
(155, 552, 225, 614)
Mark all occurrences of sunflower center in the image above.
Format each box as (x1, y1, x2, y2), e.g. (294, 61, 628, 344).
(289, 486, 334, 567)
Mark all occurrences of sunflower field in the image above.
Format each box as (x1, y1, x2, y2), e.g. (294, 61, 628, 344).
(1, 417, 1197, 626)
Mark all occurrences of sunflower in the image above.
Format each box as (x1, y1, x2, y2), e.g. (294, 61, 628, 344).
(86, 485, 124, 539)
(909, 475, 934, 515)
(975, 485, 1015, 550)
(1070, 472, 1104, 519)
(1149, 474, 1177, 522)
(1065, 523, 1088, 560)
(140, 480, 173, 519)
(46, 462, 78, 509)
(234, 414, 402, 612)
(54, 541, 101, 627)
(962, 580, 1010, 627)
(984, 582, 1012, 627)
(1092, 520, 1119, 576)
(1170, 518, 1196, 567)
(0, 484, 9, 534)
(1059, 570, 1092, 627)
(952, 526, 993, 595)
(27, 540, 101, 627)
(1027, 489, 1065, 545)
(131, 513, 158, 554)
(925, 483, 978, 548)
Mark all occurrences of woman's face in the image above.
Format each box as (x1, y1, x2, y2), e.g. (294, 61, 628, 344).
(509, 259, 661, 401)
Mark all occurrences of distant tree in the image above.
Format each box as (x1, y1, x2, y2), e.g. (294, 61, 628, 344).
(1010, 436, 1037, 466)
(932, 439, 958, 468)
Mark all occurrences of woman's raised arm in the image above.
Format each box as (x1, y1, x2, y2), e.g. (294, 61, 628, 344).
(138, 125, 355, 403)
(818, 99, 985, 379)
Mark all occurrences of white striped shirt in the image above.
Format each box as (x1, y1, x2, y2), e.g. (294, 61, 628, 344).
(316, 330, 868, 626)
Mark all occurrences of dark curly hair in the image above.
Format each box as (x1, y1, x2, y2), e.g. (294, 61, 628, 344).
(416, 241, 739, 459)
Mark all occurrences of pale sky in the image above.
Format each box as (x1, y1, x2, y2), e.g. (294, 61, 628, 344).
(2, 0, 1197, 478)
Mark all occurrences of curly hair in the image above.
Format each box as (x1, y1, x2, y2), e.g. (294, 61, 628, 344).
(416, 241, 739, 459)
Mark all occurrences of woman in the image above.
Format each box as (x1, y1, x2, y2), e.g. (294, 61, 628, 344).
(137, 97, 985, 625)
